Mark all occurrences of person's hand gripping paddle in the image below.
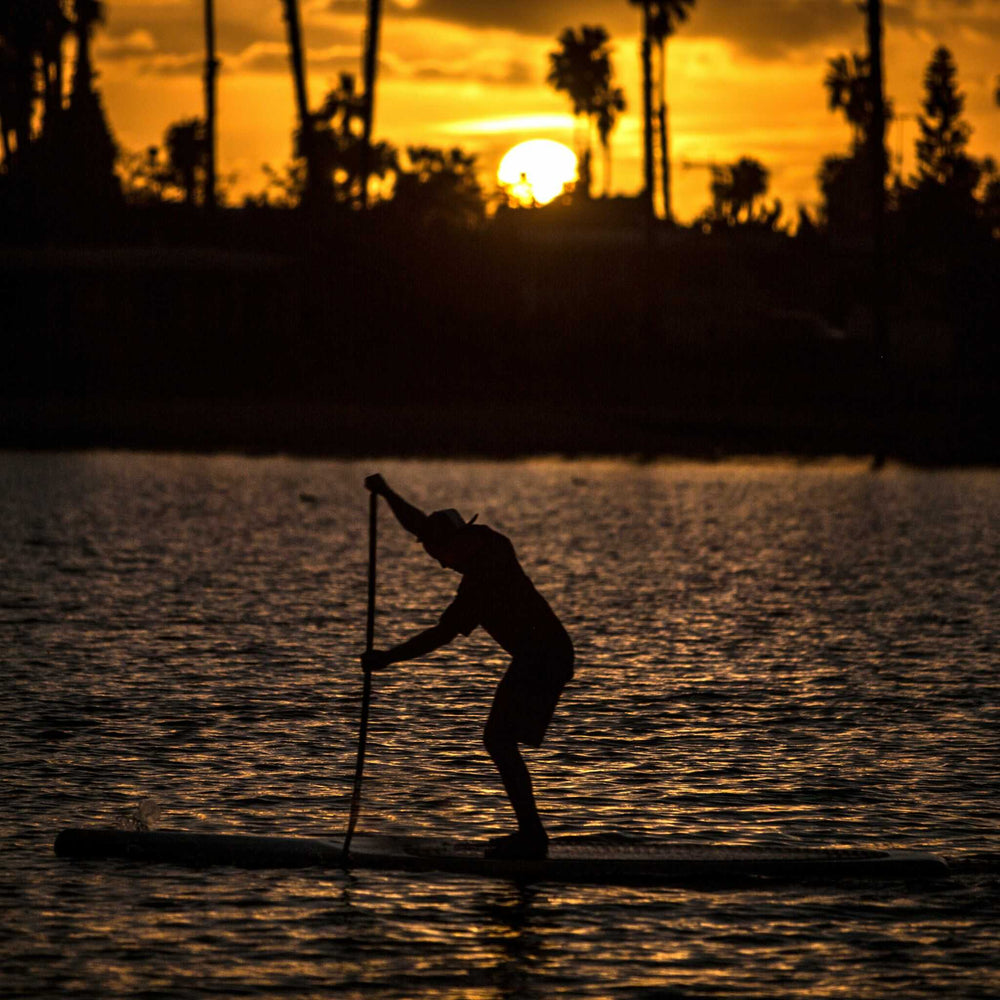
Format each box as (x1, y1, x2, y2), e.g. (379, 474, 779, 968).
(343, 489, 377, 859)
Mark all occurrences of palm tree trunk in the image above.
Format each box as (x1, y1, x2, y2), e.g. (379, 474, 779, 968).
(658, 38, 671, 222)
(7, 21, 35, 173)
(70, 5, 93, 104)
(572, 114, 592, 199)
(203, 0, 218, 210)
(359, 0, 383, 209)
(282, 0, 309, 131)
(587, 114, 597, 198)
(658, 103, 670, 221)
(281, 0, 316, 200)
(865, 0, 890, 466)
(640, 3, 655, 221)
(41, 41, 62, 134)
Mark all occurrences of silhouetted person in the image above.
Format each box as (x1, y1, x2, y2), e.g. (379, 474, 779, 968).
(362, 474, 574, 859)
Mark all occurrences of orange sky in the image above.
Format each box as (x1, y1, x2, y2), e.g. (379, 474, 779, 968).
(93, 0, 999, 222)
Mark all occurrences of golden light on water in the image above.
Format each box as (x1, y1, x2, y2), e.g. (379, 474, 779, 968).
(497, 140, 578, 207)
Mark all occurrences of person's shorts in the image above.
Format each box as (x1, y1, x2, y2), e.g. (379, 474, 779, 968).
(485, 654, 574, 748)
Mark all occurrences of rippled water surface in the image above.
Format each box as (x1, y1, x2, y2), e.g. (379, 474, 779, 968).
(2, 453, 998, 999)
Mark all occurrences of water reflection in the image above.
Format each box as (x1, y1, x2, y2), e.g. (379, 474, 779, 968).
(472, 884, 541, 1000)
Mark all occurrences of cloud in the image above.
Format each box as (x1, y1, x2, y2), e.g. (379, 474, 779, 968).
(385, 0, 635, 38)
(690, 1, 866, 59)
(226, 41, 291, 75)
(97, 0, 363, 78)
(235, 41, 359, 77)
(396, 56, 535, 86)
(95, 29, 158, 60)
(102, 0, 356, 58)
(385, 0, 860, 56)
(437, 113, 576, 136)
(136, 53, 205, 77)
(93, 0, 1000, 90)
(387, 0, 1000, 61)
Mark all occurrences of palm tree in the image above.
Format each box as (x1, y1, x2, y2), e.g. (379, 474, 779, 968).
(1, 0, 118, 202)
(0, 1, 49, 172)
(313, 72, 383, 206)
(595, 85, 626, 195)
(728, 157, 768, 221)
(280, 0, 307, 129)
(280, 0, 327, 205)
(165, 118, 205, 205)
(39, 0, 72, 136)
(547, 26, 615, 198)
(0, 2, 75, 164)
(824, 53, 874, 150)
(0, 46, 13, 166)
(202, 0, 218, 209)
(824, 49, 893, 202)
(709, 158, 767, 225)
(70, 0, 101, 102)
(649, 1, 693, 220)
(629, 0, 694, 220)
(62, 0, 120, 205)
(359, 0, 383, 208)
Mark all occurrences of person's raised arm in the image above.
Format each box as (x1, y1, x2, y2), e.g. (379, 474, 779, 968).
(365, 473, 428, 539)
(361, 622, 459, 673)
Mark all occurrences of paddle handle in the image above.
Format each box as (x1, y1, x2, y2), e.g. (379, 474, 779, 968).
(365, 489, 377, 653)
(344, 491, 377, 857)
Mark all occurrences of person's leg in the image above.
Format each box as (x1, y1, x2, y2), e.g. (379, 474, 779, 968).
(482, 722, 545, 839)
(481, 660, 570, 857)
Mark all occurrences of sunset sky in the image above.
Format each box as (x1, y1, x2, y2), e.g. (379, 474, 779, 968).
(93, 0, 999, 221)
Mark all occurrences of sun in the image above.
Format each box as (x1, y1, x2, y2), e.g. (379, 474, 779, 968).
(497, 140, 578, 207)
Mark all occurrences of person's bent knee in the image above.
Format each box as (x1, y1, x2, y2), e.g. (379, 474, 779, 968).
(482, 721, 502, 755)
(483, 721, 517, 763)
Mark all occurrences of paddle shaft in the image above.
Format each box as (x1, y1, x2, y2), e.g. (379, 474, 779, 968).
(344, 491, 377, 856)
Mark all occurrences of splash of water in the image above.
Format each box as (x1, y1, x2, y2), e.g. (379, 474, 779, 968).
(113, 797, 161, 832)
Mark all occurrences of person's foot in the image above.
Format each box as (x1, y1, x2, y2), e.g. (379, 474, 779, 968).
(484, 830, 549, 860)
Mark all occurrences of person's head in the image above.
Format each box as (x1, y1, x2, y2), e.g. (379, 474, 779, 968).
(419, 509, 479, 570)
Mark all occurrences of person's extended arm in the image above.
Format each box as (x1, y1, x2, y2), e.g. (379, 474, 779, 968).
(362, 622, 459, 672)
(365, 473, 428, 539)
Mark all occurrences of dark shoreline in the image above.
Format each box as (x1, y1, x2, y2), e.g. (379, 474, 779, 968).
(4, 394, 996, 466)
(4, 223, 996, 469)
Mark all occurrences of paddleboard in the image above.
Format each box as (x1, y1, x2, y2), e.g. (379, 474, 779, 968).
(54, 828, 948, 883)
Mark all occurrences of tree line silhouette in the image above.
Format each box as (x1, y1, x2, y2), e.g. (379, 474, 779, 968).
(1, 0, 119, 227)
(2, 2, 996, 234)
(1, 2, 997, 462)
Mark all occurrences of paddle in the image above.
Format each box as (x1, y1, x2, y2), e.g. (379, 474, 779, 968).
(343, 489, 377, 858)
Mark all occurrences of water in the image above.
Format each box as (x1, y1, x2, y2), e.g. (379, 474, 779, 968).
(2, 452, 998, 999)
